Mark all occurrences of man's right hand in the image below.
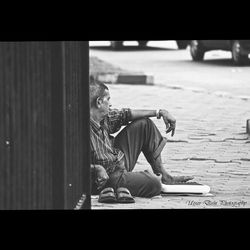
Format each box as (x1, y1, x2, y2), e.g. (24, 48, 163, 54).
(94, 165, 109, 190)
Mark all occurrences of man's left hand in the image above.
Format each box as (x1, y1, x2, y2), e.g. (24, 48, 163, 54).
(159, 109, 176, 136)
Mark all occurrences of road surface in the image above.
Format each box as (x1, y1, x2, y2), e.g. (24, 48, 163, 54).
(90, 41, 250, 99)
(89, 41, 250, 209)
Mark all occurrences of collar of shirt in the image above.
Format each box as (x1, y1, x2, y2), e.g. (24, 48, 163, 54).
(90, 118, 102, 137)
(90, 114, 110, 131)
(90, 118, 102, 133)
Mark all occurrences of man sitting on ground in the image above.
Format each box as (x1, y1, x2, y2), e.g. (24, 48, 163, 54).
(90, 80, 193, 198)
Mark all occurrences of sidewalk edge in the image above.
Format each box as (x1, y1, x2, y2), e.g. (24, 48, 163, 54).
(96, 73, 154, 85)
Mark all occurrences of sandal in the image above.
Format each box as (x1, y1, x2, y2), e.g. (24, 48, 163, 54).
(116, 187, 135, 203)
(98, 187, 117, 203)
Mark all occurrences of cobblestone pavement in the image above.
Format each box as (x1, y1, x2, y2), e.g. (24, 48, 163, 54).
(91, 83, 250, 209)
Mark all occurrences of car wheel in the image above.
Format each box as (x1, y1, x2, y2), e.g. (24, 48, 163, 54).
(110, 41, 123, 50)
(176, 40, 189, 49)
(231, 40, 249, 65)
(190, 40, 205, 61)
(138, 40, 148, 47)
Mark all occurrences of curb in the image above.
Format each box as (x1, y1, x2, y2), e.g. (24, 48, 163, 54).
(247, 119, 250, 135)
(95, 73, 154, 85)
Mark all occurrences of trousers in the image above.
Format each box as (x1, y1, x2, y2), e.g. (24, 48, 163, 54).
(105, 118, 167, 198)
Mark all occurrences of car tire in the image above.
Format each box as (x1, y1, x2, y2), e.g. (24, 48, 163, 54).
(138, 40, 148, 47)
(190, 40, 205, 61)
(176, 40, 188, 49)
(110, 41, 123, 50)
(231, 40, 249, 65)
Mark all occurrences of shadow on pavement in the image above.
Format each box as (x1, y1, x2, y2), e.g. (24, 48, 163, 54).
(89, 46, 177, 51)
(185, 59, 250, 67)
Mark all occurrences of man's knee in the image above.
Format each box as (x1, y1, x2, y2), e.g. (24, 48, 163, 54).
(130, 117, 155, 129)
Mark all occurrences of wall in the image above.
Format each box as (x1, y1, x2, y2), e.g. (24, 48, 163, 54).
(0, 41, 90, 209)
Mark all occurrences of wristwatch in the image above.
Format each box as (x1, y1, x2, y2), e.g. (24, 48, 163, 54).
(156, 109, 161, 119)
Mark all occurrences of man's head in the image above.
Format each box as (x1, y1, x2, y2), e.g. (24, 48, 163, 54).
(89, 80, 111, 119)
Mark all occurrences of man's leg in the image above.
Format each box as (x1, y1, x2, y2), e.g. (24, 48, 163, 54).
(117, 170, 162, 198)
(114, 118, 167, 173)
(109, 118, 167, 197)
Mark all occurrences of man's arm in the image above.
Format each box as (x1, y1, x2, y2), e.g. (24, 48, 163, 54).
(130, 109, 176, 136)
(130, 109, 157, 120)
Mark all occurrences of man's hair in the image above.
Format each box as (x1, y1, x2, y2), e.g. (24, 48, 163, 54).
(89, 79, 109, 108)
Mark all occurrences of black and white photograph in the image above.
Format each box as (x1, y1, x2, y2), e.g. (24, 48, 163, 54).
(89, 40, 250, 209)
(1, 40, 250, 210)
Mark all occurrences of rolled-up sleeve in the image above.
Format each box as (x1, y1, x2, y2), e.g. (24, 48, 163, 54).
(104, 108, 131, 134)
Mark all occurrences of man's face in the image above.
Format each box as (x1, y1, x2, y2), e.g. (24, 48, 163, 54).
(99, 89, 111, 116)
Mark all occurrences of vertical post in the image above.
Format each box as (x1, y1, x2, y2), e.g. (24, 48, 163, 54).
(73, 41, 91, 210)
(81, 41, 91, 209)
(247, 119, 250, 135)
(51, 42, 66, 209)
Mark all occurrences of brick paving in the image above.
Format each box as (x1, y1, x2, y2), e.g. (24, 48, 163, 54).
(91, 83, 250, 209)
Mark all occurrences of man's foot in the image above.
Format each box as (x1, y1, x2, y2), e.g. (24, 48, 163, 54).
(162, 175, 193, 185)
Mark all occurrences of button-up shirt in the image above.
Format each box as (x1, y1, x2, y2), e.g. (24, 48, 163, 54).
(90, 108, 131, 175)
